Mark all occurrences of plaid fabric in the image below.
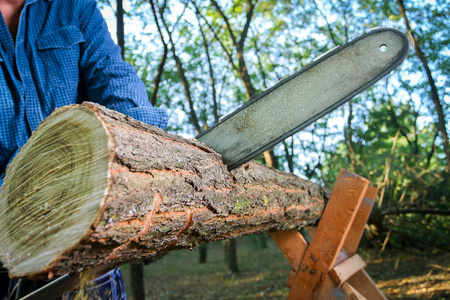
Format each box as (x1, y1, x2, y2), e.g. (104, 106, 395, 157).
(64, 268, 127, 300)
(0, 0, 168, 185)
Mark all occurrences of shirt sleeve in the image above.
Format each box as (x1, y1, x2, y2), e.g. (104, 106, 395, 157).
(77, 0, 168, 129)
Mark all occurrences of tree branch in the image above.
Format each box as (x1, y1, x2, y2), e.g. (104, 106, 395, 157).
(397, 0, 450, 172)
(149, 0, 169, 106)
(156, 1, 202, 134)
(312, 0, 339, 46)
(238, 0, 255, 49)
(195, 8, 220, 123)
(191, 0, 239, 72)
(209, 0, 256, 99)
(210, 0, 239, 50)
(382, 209, 450, 216)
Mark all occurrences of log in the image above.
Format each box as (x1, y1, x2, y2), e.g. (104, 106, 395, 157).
(0, 102, 326, 279)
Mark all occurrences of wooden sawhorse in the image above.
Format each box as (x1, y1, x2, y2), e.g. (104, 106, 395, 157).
(271, 170, 386, 299)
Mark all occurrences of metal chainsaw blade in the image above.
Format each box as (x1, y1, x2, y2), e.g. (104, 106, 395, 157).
(196, 28, 409, 170)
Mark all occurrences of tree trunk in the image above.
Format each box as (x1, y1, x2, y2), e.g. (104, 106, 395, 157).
(129, 263, 145, 300)
(0, 102, 326, 279)
(223, 239, 238, 273)
(198, 244, 208, 263)
(116, 0, 125, 59)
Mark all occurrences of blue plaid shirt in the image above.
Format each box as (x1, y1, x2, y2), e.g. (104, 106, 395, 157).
(0, 0, 168, 186)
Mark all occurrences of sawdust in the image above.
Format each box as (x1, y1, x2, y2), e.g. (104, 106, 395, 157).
(64, 269, 100, 300)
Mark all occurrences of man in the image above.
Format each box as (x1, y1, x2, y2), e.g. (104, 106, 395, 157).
(0, 0, 168, 298)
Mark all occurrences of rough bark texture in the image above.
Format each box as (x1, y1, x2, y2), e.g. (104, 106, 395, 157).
(0, 102, 326, 278)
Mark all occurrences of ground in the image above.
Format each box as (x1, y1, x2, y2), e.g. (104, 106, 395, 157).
(121, 235, 449, 299)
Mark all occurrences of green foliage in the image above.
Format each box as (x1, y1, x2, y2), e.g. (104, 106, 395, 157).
(109, 0, 449, 251)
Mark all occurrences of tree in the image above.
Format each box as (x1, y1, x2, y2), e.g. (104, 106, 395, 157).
(105, 0, 449, 252)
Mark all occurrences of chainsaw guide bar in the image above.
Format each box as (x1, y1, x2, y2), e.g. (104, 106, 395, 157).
(197, 28, 409, 170)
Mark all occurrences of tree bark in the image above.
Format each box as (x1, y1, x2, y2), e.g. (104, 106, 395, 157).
(0, 103, 326, 279)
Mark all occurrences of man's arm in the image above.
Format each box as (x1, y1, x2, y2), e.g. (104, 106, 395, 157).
(77, 0, 168, 129)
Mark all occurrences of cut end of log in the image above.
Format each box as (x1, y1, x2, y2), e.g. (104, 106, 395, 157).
(0, 105, 113, 277)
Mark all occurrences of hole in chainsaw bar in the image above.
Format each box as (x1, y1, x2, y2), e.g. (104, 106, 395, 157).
(379, 44, 388, 52)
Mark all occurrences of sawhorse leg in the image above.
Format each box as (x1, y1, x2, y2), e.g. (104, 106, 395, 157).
(270, 170, 386, 299)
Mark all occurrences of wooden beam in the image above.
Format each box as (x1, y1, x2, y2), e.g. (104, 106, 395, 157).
(286, 271, 296, 288)
(269, 231, 308, 272)
(330, 254, 366, 286)
(347, 269, 387, 300)
(341, 282, 368, 300)
(343, 186, 377, 256)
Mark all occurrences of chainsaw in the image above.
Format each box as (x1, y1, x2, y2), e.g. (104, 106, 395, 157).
(197, 27, 409, 170)
(11, 27, 408, 300)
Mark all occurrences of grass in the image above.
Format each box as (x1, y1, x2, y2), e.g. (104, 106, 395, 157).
(121, 235, 450, 299)
(362, 248, 450, 299)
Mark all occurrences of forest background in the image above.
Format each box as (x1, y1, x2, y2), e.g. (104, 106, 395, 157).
(97, 0, 448, 298)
